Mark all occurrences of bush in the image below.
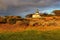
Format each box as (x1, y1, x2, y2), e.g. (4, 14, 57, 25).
(8, 18, 16, 24)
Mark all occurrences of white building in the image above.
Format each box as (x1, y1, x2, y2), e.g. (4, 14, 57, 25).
(32, 9, 41, 18)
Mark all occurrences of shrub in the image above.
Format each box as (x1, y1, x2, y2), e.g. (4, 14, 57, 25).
(8, 18, 16, 24)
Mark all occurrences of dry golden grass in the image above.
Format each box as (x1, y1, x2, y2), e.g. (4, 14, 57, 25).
(0, 16, 60, 33)
(0, 24, 60, 33)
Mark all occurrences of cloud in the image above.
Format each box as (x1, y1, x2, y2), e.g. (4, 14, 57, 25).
(0, 0, 60, 16)
(0, 0, 59, 8)
(0, 0, 60, 9)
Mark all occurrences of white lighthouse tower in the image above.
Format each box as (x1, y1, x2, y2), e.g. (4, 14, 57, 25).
(32, 9, 41, 18)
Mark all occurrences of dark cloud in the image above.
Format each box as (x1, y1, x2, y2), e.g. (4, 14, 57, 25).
(0, 0, 60, 17)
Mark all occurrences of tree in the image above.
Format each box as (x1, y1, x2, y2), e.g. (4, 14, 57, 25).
(52, 10, 60, 16)
(41, 13, 48, 17)
(12, 16, 22, 19)
(25, 14, 33, 18)
(16, 16, 21, 18)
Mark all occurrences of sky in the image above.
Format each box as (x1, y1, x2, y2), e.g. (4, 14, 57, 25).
(0, 0, 60, 17)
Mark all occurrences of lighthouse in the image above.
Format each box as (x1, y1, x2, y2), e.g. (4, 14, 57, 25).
(32, 9, 41, 18)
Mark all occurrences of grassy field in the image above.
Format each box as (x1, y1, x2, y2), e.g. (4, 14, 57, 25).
(0, 30, 60, 40)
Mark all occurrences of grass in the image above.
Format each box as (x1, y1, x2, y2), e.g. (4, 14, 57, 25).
(0, 30, 60, 40)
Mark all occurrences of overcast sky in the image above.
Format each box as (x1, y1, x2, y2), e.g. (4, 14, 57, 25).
(0, 0, 60, 17)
